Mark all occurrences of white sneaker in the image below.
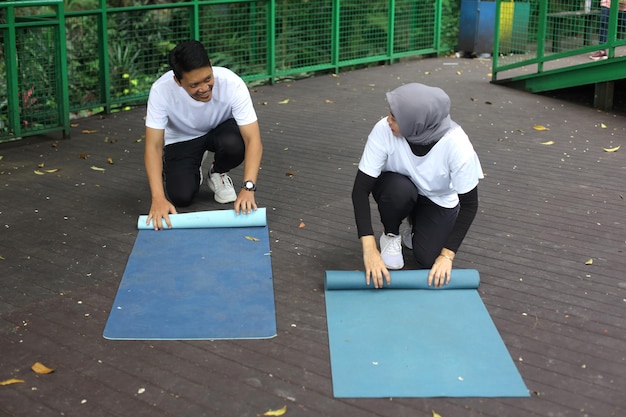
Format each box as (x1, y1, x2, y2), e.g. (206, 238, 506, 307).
(208, 170, 237, 203)
(380, 233, 404, 270)
(399, 220, 413, 250)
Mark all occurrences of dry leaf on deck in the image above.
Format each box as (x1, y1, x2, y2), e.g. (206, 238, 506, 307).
(278, 99, 290, 104)
(533, 125, 549, 131)
(602, 145, 620, 153)
(299, 221, 306, 228)
(79, 153, 88, 159)
(34, 170, 45, 175)
(540, 141, 554, 145)
(432, 411, 442, 417)
(81, 129, 98, 134)
(90, 166, 106, 171)
(585, 258, 593, 265)
(44, 169, 59, 173)
(32, 362, 54, 374)
(0, 378, 25, 386)
(600, 123, 607, 128)
(107, 157, 114, 165)
(245, 235, 260, 242)
(263, 405, 287, 416)
(324, 99, 334, 104)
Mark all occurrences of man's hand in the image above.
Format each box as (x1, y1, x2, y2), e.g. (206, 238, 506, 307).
(234, 188, 257, 215)
(146, 197, 177, 230)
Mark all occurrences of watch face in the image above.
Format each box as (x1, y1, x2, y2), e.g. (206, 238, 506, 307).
(244, 181, 255, 190)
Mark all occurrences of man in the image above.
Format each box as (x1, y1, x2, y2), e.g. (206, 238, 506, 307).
(144, 40, 263, 230)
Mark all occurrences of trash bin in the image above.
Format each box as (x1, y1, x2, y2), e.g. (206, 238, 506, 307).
(458, 0, 497, 56)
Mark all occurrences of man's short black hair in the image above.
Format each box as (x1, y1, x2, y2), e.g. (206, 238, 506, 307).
(168, 40, 211, 81)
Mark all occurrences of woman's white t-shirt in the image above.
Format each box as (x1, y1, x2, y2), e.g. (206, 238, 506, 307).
(358, 117, 484, 208)
(145, 67, 257, 146)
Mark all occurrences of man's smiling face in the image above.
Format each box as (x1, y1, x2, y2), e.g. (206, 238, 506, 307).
(175, 66, 215, 102)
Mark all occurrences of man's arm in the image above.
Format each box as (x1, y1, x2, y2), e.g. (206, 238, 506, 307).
(234, 121, 263, 214)
(144, 126, 177, 229)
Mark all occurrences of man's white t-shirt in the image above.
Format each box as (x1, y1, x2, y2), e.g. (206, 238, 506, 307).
(358, 117, 484, 208)
(145, 67, 257, 146)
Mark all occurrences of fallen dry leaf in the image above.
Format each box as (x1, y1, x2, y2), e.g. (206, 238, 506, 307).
(263, 405, 287, 416)
(107, 157, 114, 165)
(432, 410, 442, 417)
(0, 378, 25, 386)
(79, 153, 88, 159)
(31, 362, 54, 374)
(540, 141, 554, 145)
(600, 123, 607, 128)
(34, 170, 45, 175)
(90, 166, 106, 171)
(533, 125, 549, 131)
(585, 258, 593, 265)
(245, 235, 260, 242)
(38, 162, 45, 168)
(602, 145, 620, 153)
(299, 221, 306, 228)
(286, 171, 295, 177)
(44, 169, 59, 173)
(456, 70, 462, 75)
(70, 123, 79, 128)
(81, 129, 98, 134)
(278, 99, 290, 104)
(324, 99, 334, 104)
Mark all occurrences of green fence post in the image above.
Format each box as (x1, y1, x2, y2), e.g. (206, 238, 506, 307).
(6, 4, 21, 138)
(388, 0, 395, 63)
(98, 0, 111, 114)
(332, 0, 340, 73)
(57, 0, 70, 138)
(268, 0, 276, 83)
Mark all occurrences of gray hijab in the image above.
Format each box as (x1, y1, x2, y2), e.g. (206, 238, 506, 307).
(386, 83, 453, 145)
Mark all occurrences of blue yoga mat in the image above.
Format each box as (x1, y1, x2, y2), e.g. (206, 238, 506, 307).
(103, 208, 276, 340)
(324, 269, 529, 398)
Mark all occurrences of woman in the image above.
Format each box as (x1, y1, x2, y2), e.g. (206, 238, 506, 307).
(351, 83, 483, 288)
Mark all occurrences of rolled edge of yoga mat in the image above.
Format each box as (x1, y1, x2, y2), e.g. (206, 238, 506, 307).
(325, 269, 480, 290)
(137, 207, 267, 230)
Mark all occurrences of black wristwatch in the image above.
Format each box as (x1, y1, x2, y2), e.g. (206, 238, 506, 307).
(242, 180, 256, 191)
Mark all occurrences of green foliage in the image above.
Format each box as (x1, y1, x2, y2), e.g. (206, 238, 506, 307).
(1, 0, 460, 138)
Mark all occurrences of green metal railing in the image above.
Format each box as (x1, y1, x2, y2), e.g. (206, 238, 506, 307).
(0, 0, 70, 141)
(492, 0, 626, 83)
(1, 0, 452, 143)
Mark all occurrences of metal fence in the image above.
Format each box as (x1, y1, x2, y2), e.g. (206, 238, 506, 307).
(1, 0, 453, 143)
(492, 0, 626, 81)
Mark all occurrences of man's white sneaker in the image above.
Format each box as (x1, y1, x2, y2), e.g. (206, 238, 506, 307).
(380, 233, 404, 270)
(399, 221, 413, 250)
(208, 171, 237, 203)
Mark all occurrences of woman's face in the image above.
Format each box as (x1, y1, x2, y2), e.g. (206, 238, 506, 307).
(387, 112, 402, 137)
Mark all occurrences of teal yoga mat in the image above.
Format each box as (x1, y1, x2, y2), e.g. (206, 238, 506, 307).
(103, 208, 276, 340)
(324, 269, 529, 398)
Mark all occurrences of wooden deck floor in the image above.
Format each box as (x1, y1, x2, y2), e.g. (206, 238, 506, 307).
(1, 56, 625, 417)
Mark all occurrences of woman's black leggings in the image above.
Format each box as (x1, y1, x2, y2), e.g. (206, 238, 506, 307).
(163, 119, 245, 206)
(372, 172, 459, 268)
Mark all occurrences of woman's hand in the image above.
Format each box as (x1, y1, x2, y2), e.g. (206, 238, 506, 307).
(428, 249, 454, 287)
(361, 235, 390, 288)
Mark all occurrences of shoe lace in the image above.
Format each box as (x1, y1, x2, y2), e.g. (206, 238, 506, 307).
(383, 234, 402, 254)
